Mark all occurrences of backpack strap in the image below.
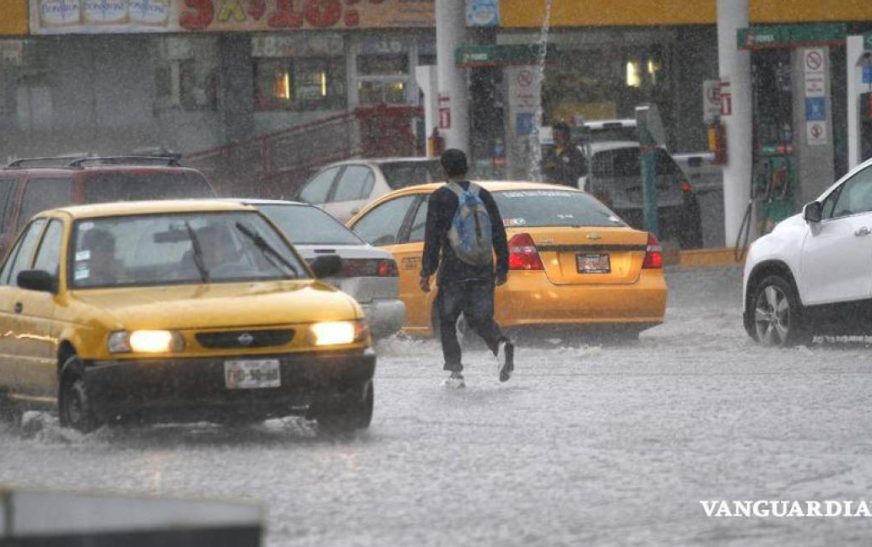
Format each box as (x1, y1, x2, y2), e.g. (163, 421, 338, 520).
(446, 181, 480, 198)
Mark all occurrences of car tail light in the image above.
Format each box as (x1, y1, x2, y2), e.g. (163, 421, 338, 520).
(681, 180, 694, 192)
(508, 233, 544, 271)
(642, 233, 663, 269)
(326, 258, 398, 278)
(376, 259, 398, 277)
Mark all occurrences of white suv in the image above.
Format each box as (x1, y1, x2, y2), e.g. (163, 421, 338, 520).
(743, 157, 872, 346)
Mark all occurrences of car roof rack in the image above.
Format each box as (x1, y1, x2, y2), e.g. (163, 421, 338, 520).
(5, 154, 91, 169)
(68, 155, 181, 168)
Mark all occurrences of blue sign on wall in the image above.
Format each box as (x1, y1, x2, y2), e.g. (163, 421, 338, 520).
(516, 113, 535, 136)
(863, 64, 872, 85)
(805, 97, 826, 121)
(466, 0, 500, 27)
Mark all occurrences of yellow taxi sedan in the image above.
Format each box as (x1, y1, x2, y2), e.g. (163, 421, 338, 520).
(347, 181, 667, 338)
(0, 201, 374, 432)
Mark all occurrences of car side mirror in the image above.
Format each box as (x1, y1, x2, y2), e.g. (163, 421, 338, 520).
(310, 255, 342, 279)
(803, 201, 823, 223)
(17, 270, 57, 293)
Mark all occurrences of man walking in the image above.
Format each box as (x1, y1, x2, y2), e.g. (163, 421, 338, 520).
(420, 149, 514, 388)
(542, 122, 587, 187)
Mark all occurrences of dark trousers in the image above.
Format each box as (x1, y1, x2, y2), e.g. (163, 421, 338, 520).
(436, 278, 505, 372)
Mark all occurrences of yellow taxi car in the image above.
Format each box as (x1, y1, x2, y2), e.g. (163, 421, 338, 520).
(347, 181, 667, 338)
(0, 201, 374, 432)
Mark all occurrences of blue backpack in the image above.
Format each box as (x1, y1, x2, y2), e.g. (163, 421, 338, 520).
(446, 181, 493, 266)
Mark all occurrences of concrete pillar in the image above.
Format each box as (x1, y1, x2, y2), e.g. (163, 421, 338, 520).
(717, 0, 753, 247)
(847, 35, 864, 169)
(436, 0, 470, 152)
(415, 64, 439, 153)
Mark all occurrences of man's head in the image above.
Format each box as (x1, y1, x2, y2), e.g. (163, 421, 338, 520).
(553, 122, 571, 147)
(441, 148, 468, 179)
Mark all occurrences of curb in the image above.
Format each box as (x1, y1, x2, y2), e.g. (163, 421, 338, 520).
(663, 247, 745, 268)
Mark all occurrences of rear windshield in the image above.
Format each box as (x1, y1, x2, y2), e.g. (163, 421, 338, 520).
(591, 149, 682, 178)
(381, 161, 445, 190)
(257, 203, 363, 246)
(493, 189, 625, 228)
(83, 171, 215, 202)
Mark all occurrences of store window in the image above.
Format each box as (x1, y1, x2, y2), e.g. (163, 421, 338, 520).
(254, 57, 346, 111)
(252, 33, 346, 113)
(542, 45, 669, 128)
(356, 39, 411, 106)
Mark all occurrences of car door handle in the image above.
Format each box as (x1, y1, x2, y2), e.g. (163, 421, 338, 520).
(13, 302, 22, 314)
(855, 226, 871, 237)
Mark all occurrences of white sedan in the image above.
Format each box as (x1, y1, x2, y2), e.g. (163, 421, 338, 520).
(231, 199, 406, 339)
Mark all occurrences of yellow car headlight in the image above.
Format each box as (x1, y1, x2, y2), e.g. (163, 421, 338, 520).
(108, 330, 185, 353)
(308, 320, 369, 347)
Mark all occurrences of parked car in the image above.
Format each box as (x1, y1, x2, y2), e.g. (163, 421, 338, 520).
(743, 157, 872, 347)
(0, 200, 374, 432)
(296, 157, 445, 222)
(227, 199, 405, 339)
(0, 155, 216, 257)
(347, 181, 667, 339)
(582, 141, 703, 249)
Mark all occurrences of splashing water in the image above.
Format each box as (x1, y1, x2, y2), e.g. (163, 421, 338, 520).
(527, 0, 553, 182)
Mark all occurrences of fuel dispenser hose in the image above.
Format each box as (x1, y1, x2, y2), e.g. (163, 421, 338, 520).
(735, 198, 753, 262)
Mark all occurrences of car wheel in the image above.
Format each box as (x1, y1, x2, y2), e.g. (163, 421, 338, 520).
(752, 275, 808, 347)
(315, 381, 374, 433)
(59, 373, 98, 433)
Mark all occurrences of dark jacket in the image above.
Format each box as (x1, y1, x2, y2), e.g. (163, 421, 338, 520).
(420, 181, 509, 284)
(542, 144, 587, 187)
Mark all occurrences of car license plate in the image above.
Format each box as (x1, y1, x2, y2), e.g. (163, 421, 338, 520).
(224, 359, 281, 389)
(577, 253, 610, 274)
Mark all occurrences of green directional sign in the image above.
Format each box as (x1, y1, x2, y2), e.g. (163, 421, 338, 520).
(737, 23, 847, 50)
(455, 44, 557, 68)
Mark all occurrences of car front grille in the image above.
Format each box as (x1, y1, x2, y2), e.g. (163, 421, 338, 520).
(195, 329, 295, 349)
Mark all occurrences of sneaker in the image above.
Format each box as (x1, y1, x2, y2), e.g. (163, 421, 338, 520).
(496, 340, 514, 383)
(443, 371, 465, 389)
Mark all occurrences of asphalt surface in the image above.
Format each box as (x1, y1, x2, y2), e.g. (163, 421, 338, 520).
(3, 266, 872, 546)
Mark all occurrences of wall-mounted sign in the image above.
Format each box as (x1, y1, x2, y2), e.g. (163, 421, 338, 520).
(30, 0, 434, 34)
(702, 79, 721, 123)
(719, 79, 732, 117)
(466, 0, 499, 27)
(738, 23, 847, 50)
(455, 44, 556, 68)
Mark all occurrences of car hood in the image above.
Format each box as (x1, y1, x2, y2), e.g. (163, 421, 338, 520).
(69, 280, 360, 330)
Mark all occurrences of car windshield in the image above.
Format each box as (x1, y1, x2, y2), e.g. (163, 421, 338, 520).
(69, 211, 307, 289)
(380, 161, 445, 190)
(83, 172, 215, 202)
(257, 203, 364, 245)
(493, 189, 626, 228)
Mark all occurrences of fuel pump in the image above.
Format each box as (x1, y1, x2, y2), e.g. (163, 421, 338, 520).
(754, 143, 797, 233)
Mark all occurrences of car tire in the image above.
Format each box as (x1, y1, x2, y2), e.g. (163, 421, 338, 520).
(751, 275, 809, 347)
(315, 381, 374, 433)
(59, 368, 99, 433)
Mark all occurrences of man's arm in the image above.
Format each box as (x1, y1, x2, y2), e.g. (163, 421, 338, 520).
(420, 189, 449, 279)
(480, 188, 509, 280)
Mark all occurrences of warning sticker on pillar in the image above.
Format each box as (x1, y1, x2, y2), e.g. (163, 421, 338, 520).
(438, 94, 451, 130)
(719, 80, 732, 117)
(807, 121, 827, 145)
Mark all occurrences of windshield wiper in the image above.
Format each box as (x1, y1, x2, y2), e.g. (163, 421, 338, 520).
(234, 222, 299, 278)
(184, 221, 210, 283)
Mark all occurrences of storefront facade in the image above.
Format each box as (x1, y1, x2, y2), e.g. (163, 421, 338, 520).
(0, 0, 434, 162)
